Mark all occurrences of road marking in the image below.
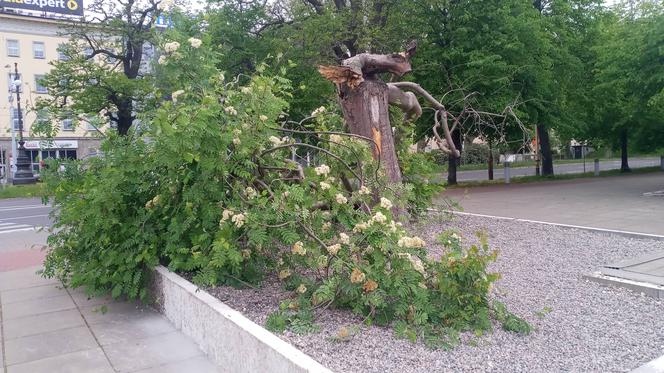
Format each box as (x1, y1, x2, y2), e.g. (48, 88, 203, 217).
(0, 214, 50, 221)
(436, 210, 664, 240)
(0, 227, 36, 234)
(0, 205, 49, 212)
(0, 220, 39, 234)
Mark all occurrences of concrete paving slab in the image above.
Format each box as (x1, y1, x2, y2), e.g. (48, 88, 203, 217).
(4, 325, 98, 366)
(0, 283, 67, 305)
(133, 355, 221, 373)
(103, 331, 203, 372)
(2, 293, 75, 320)
(0, 266, 58, 291)
(6, 348, 115, 373)
(79, 301, 153, 325)
(3, 308, 85, 340)
(90, 313, 176, 346)
(69, 288, 119, 308)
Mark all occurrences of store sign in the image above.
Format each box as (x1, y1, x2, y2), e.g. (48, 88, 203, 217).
(0, 0, 84, 16)
(24, 140, 78, 149)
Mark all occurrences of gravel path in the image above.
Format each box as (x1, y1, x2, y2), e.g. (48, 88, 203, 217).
(205, 214, 664, 373)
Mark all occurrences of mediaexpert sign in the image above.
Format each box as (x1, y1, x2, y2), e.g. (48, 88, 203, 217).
(0, 0, 84, 16)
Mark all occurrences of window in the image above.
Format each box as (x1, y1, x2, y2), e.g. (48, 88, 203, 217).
(62, 117, 74, 131)
(7, 73, 22, 93)
(10, 108, 20, 130)
(33, 42, 45, 59)
(7, 40, 19, 57)
(35, 75, 47, 94)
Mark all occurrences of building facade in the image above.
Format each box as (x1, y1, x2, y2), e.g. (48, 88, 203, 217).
(0, 11, 101, 177)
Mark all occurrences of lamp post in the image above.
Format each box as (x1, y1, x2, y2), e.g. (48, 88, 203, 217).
(11, 63, 36, 185)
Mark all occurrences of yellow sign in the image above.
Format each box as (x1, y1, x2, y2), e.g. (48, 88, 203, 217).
(0, 0, 84, 16)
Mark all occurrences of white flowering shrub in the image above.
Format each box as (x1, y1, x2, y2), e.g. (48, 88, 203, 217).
(41, 31, 528, 347)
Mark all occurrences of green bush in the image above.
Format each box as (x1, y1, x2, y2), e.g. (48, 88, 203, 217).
(41, 30, 528, 346)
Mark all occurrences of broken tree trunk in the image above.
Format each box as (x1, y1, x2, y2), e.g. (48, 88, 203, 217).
(338, 78, 403, 184)
(318, 42, 461, 186)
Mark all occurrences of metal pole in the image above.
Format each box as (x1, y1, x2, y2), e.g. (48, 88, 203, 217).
(594, 159, 600, 176)
(660, 155, 664, 171)
(11, 62, 36, 185)
(504, 162, 511, 184)
(582, 144, 586, 173)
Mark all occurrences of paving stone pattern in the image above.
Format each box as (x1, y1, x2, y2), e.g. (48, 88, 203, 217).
(0, 266, 220, 373)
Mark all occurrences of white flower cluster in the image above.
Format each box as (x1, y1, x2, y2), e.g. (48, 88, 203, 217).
(231, 213, 246, 228)
(371, 211, 387, 224)
(220, 209, 246, 228)
(380, 197, 393, 210)
(327, 244, 341, 255)
(314, 164, 331, 176)
(224, 106, 238, 116)
(164, 41, 180, 53)
(241, 86, 252, 94)
(335, 193, 348, 204)
(292, 241, 306, 256)
(357, 185, 371, 196)
(259, 115, 268, 122)
(244, 187, 257, 199)
(339, 232, 350, 245)
(268, 136, 290, 146)
(171, 90, 184, 103)
(188, 37, 202, 49)
(329, 134, 343, 143)
(158, 55, 168, 65)
(311, 106, 326, 117)
(319, 181, 331, 190)
(221, 209, 234, 222)
(397, 236, 426, 249)
(397, 253, 426, 276)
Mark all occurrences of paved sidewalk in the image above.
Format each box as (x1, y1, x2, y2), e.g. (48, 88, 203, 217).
(441, 172, 664, 235)
(0, 266, 220, 373)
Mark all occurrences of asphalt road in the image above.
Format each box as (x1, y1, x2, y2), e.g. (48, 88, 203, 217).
(0, 197, 51, 235)
(447, 157, 661, 182)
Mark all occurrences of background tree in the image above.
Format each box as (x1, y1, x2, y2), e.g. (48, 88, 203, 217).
(591, 0, 664, 171)
(35, 0, 165, 136)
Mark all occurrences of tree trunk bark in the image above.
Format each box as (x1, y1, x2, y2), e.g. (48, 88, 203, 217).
(339, 78, 402, 184)
(116, 98, 133, 136)
(620, 128, 630, 172)
(488, 139, 494, 181)
(537, 124, 554, 176)
(447, 129, 462, 185)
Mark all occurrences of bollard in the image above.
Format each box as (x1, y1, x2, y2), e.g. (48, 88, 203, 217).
(661, 155, 664, 171)
(504, 162, 511, 184)
(594, 159, 600, 176)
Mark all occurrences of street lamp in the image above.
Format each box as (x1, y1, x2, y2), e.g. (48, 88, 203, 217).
(11, 63, 36, 185)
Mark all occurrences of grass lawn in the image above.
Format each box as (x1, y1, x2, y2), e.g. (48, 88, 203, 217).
(0, 183, 46, 199)
(446, 166, 662, 188)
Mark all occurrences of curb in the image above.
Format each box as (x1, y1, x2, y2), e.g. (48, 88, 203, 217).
(631, 355, 664, 373)
(149, 266, 332, 373)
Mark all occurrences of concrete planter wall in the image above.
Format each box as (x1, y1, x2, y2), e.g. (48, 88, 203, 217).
(149, 265, 332, 373)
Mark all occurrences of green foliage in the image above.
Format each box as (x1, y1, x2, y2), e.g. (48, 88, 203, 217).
(41, 24, 527, 347)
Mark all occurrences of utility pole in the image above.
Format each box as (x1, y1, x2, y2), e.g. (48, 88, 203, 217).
(11, 63, 36, 185)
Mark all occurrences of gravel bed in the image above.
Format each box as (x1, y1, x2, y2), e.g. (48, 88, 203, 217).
(204, 214, 664, 373)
